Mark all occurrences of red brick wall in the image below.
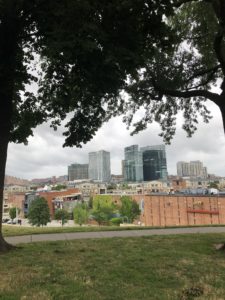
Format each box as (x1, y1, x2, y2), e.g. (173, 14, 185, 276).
(39, 188, 80, 216)
(107, 194, 225, 226)
(7, 193, 25, 216)
(142, 195, 225, 226)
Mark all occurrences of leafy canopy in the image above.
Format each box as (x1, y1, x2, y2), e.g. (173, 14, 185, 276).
(92, 195, 118, 225)
(1, 0, 225, 148)
(124, 0, 225, 143)
(0, 0, 172, 147)
(73, 203, 89, 226)
(54, 209, 70, 226)
(120, 196, 141, 223)
(9, 207, 17, 220)
(28, 197, 50, 227)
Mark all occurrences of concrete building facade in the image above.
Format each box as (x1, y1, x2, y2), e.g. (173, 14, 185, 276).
(88, 150, 111, 182)
(68, 163, 89, 181)
(177, 160, 208, 178)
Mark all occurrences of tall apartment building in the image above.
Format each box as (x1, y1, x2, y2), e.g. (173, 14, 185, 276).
(177, 160, 208, 178)
(68, 163, 89, 181)
(88, 150, 111, 182)
(124, 145, 143, 182)
(177, 161, 190, 177)
(140, 145, 168, 181)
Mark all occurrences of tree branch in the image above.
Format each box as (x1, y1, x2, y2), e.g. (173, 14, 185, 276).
(152, 79, 221, 105)
(186, 64, 220, 82)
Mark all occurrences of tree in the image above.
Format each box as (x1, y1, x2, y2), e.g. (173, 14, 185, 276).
(91, 206, 115, 226)
(27, 197, 50, 227)
(9, 207, 17, 221)
(73, 204, 89, 226)
(0, 0, 170, 251)
(54, 209, 70, 226)
(120, 196, 141, 223)
(208, 182, 219, 189)
(91, 198, 117, 225)
(53, 185, 67, 191)
(124, 1, 225, 144)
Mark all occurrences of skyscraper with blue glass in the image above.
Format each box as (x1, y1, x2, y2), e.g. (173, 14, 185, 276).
(124, 145, 143, 182)
(140, 145, 168, 181)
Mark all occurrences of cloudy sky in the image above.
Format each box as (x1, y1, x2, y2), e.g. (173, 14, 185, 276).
(5, 98, 225, 180)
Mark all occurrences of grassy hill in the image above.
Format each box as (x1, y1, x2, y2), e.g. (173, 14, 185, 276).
(1, 234, 225, 299)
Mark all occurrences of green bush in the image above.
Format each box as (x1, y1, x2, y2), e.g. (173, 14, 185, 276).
(110, 217, 122, 226)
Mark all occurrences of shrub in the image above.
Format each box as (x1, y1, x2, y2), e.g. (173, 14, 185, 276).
(110, 217, 122, 226)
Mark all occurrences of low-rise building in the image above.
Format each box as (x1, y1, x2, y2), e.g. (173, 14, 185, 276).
(94, 193, 225, 227)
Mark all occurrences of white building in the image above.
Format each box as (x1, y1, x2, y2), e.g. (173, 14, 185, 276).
(177, 160, 208, 178)
(88, 150, 111, 182)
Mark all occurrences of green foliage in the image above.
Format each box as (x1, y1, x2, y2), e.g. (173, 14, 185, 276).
(73, 203, 89, 226)
(2, 234, 225, 298)
(92, 195, 118, 225)
(123, 1, 225, 143)
(28, 197, 50, 227)
(0, 0, 171, 146)
(9, 207, 17, 220)
(107, 183, 117, 190)
(91, 206, 115, 226)
(54, 209, 70, 226)
(120, 183, 131, 190)
(93, 195, 114, 210)
(110, 217, 122, 226)
(120, 196, 141, 223)
(53, 185, 67, 191)
(208, 182, 219, 189)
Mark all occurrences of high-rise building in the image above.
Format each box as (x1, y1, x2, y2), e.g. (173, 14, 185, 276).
(68, 163, 89, 181)
(177, 160, 208, 178)
(88, 150, 111, 182)
(140, 145, 168, 181)
(177, 161, 190, 177)
(124, 145, 143, 182)
(121, 160, 125, 177)
(189, 161, 204, 177)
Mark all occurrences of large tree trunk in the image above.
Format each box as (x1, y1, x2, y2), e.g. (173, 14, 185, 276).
(0, 132, 14, 251)
(0, 0, 19, 252)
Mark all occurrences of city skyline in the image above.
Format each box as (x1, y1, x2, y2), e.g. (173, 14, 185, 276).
(5, 101, 225, 180)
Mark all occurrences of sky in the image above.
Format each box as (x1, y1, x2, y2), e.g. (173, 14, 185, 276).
(5, 99, 225, 180)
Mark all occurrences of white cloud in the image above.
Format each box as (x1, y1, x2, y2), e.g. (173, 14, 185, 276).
(6, 100, 225, 179)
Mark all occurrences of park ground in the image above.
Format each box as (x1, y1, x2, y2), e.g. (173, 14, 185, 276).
(1, 233, 225, 299)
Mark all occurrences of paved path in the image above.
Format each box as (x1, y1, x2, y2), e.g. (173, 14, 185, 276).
(4, 226, 225, 245)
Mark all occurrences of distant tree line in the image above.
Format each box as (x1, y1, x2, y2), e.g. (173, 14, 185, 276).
(26, 195, 141, 227)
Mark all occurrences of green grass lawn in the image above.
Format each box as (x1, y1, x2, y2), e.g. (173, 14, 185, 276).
(3, 224, 225, 237)
(1, 234, 225, 299)
(2, 225, 147, 237)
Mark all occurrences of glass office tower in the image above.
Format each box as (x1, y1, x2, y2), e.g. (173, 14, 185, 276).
(140, 145, 167, 181)
(124, 145, 143, 182)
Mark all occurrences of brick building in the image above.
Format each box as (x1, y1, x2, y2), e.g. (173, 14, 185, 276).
(96, 193, 225, 227)
(140, 195, 225, 226)
(39, 188, 81, 217)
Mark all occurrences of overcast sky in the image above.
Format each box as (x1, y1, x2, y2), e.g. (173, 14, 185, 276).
(5, 99, 225, 180)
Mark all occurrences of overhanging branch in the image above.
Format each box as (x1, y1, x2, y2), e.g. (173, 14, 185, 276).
(152, 79, 221, 105)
